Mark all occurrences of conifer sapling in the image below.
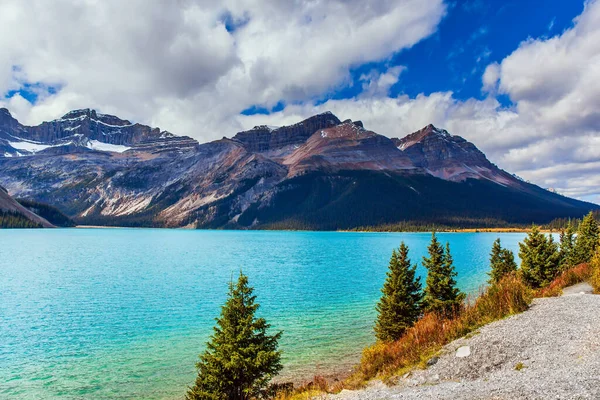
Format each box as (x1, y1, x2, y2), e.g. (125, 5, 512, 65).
(375, 242, 423, 342)
(573, 212, 599, 265)
(186, 272, 282, 400)
(488, 238, 517, 284)
(519, 225, 560, 288)
(423, 233, 465, 317)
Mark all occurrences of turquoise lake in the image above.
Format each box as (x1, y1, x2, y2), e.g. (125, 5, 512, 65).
(0, 229, 528, 399)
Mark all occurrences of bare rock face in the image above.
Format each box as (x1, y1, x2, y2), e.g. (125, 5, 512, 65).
(0, 108, 21, 131)
(232, 112, 341, 153)
(21, 108, 172, 145)
(283, 120, 415, 176)
(0, 108, 198, 157)
(0, 110, 596, 229)
(392, 124, 516, 185)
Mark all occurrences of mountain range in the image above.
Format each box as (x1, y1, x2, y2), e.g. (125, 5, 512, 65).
(0, 108, 595, 229)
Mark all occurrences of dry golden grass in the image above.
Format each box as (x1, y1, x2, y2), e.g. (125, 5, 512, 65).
(346, 274, 531, 388)
(277, 262, 600, 399)
(590, 251, 600, 294)
(536, 263, 592, 297)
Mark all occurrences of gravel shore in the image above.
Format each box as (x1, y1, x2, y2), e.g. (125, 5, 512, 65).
(332, 284, 600, 400)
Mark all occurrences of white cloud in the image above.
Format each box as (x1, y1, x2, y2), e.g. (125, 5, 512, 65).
(359, 66, 406, 97)
(0, 0, 445, 136)
(481, 62, 500, 93)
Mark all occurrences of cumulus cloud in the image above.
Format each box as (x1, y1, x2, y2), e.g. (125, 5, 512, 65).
(481, 62, 500, 93)
(0, 0, 445, 136)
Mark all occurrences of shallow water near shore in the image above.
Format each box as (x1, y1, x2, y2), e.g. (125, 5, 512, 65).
(0, 229, 527, 399)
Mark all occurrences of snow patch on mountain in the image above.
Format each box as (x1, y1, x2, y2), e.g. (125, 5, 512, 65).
(9, 140, 53, 153)
(86, 140, 131, 153)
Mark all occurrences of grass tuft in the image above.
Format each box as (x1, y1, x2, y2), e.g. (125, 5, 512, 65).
(514, 362, 525, 371)
(590, 251, 600, 294)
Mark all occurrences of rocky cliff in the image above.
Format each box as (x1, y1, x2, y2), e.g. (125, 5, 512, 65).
(232, 112, 341, 153)
(0, 110, 595, 229)
(0, 108, 198, 157)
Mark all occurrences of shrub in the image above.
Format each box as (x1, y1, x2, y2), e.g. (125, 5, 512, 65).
(519, 225, 561, 288)
(590, 248, 600, 294)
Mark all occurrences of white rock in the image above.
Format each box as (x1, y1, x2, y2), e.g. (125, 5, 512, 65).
(456, 346, 471, 358)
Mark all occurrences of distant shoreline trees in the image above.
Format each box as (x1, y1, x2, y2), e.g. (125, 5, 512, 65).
(0, 210, 42, 228)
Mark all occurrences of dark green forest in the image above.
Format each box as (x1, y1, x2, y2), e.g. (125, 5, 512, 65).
(17, 199, 76, 227)
(0, 211, 42, 228)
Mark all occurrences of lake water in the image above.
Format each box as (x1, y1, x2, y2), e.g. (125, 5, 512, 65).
(0, 229, 527, 399)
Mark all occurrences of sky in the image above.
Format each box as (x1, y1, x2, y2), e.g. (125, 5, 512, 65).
(1, 0, 599, 202)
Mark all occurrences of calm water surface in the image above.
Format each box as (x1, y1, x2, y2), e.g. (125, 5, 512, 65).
(0, 229, 527, 399)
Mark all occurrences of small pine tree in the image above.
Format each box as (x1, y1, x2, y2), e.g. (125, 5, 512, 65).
(559, 221, 576, 270)
(374, 243, 423, 342)
(573, 212, 599, 265)
(186, 272, 282, 400)
(488, 238, 517, 284)
(423, 233, 465, 316)
(519, 225, 561, 288)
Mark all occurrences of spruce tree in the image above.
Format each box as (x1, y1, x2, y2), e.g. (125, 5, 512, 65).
(375, 243, 423, 342)
(559, 221, 576, 270)
(423, 233, 465, 316)
(186, 272, 282, 400)
(573, 212, 599, 265)
(519, 225, 561, 288)
(488, 238, 517, 284)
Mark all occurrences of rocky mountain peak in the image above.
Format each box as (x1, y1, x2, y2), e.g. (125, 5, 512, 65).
(60, 108, 96, 120)
(0, 107, 22, 132)
(0, 108, 191, 157)
(58, 109, 134, 128)
(396, 124, 451, 150)
(391, 124, 511, 183)
(232, 112, 342, 153)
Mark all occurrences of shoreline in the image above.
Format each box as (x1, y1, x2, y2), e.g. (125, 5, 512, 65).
(71, 225, 555, 233)
(331, 283, 599, 400)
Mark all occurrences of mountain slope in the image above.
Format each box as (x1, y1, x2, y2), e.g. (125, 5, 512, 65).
(0, 110, 596, 229)
(0, 185, 53, 228)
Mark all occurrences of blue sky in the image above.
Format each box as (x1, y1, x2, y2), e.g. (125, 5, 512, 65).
(243, 0, 586, 115)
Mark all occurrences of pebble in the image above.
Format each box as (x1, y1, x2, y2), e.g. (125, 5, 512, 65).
(455, 346, 471, 358)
